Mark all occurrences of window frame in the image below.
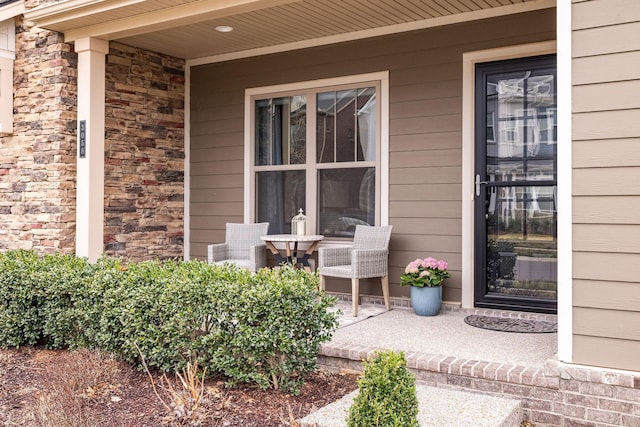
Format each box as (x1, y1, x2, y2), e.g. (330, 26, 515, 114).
(244, 72, 389, 240)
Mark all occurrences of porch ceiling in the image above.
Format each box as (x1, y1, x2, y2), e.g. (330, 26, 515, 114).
(25, 0, 553, 61)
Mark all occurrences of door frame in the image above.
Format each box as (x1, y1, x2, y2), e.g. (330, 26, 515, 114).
(461, 41, 557, 310)
(473, 54, 558, 313)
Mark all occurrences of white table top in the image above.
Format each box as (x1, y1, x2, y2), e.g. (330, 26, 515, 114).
(261, 234, 324, 242)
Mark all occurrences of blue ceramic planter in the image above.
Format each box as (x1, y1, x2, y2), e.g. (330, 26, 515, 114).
(410, 285, 442, 316)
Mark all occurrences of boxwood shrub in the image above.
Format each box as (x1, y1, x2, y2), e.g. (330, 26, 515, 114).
(347, 350, 419, 427)
(0, 250, 94, 348)
(0, 251, 338, 394)
(202, 266, 338, 394)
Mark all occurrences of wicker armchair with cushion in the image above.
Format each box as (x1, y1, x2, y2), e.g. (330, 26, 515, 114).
(207, 222, 270, 272)
(318, 225, 393, 316)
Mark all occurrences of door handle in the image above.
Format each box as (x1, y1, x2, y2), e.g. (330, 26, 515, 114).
(475, 174, 488, 197)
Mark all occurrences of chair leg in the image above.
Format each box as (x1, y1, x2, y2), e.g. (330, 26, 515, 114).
(352, 278, 359, 317)
(381, 275, 390, 311)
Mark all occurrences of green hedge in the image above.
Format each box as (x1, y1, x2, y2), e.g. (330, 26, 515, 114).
(0, 250, 338, 394)
(0, 250, 95, 348)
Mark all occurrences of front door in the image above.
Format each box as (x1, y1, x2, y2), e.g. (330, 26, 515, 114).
(474, 55, 557, 313)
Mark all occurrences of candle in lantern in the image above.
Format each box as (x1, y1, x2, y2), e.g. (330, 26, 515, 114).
(292, 208, 307, 236)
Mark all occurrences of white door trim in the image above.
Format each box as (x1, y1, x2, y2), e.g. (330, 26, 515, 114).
(461, 40, 557, 309)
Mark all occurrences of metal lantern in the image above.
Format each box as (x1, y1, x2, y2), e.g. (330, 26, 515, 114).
(292, 208, 307, 236)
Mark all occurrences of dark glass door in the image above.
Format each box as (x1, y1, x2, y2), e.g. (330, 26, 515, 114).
(474, 55, 557, 313)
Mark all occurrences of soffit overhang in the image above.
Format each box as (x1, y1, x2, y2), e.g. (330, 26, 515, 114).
(24, 0, 555, 62)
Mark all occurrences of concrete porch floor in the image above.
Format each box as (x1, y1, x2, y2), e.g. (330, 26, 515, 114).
(325, 303, 557, 369)
(314, 301, 558, 426)
(316, 299, 640, 426)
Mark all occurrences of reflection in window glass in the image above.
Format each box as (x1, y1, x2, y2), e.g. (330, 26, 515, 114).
(318, 168, 375, 238)
(255, 96, 306, 166)
(253, 81, 379, 237)
(256, 170, 305, 234)
(317, 87, 376, 163)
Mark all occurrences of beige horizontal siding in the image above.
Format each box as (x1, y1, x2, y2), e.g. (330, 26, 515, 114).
(573, 224, 640, 253)
(392, 132, 462, 151)
(573, 139, 640, 168)
(190, 174, 243, 189)
(190, 202, 243, 216)
(573, 81, 640, 113)
(572, 0, 640, 370)
(191, 132, 243, 150)
(390, 149, 461, 168)
(190, 117, 244, 136)
(189, 214, 242, 231)
(572, 52, 640, 85)
(190, 159, 243, 176)
(190, 146, 243, 162)
(574, 252, 640, 283)
(574, 307, 640, 341)
(572, 21, 640, 57)
(391, 113, 461, 135)
(572, 0, 640, 30)
(573, 280, 640, 311)
(390, 166, 460, 184)
(391, 97, 461, 119)
(190, 188, 243, 204)
(391, 79, 462, 103)
(573, 167, 640, 196)
(189, 8, 555, 289)
(392, 219, 462, 236)
(390, 201, 462, 219)
(573, 109, 640, 141)
(391, 183, 461, 201)
(190, 104, 243, 123)
(390, 233, 462, 253)
(573, 196, 640, 224)
(573, 335, 640, 372)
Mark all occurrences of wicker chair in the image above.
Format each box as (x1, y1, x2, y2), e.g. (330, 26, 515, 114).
(318, 225, 393, 316)
(207, 222, 269, 272)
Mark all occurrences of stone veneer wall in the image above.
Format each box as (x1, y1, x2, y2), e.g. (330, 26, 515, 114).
(103, 42, 185, 260)
(0, 19, 77, 254)
(0, 6, 185, 259)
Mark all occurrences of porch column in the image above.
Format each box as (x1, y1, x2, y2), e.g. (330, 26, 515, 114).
(556, 0, 573, 364)
(75, 37, 109, 262)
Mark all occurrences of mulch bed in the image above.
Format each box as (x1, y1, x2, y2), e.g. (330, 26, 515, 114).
(0, 347, 358, 426)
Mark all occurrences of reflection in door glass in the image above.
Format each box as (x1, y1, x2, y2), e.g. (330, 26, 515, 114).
(485, 185, 557, 300)
(484, 69, 557, 301)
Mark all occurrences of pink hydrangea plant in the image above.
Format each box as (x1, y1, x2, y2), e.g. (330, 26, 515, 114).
(400, 257, 451, 287)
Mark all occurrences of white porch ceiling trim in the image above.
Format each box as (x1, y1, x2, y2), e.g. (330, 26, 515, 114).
(188, 0, 555, 66)
(23, 0, 145, 26)
(25, 0, 302, 43)
(25, 0, 555, 63)
(0, 0, 25, 22)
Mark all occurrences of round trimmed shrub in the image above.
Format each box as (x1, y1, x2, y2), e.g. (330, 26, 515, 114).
(347, 350, 419, 427)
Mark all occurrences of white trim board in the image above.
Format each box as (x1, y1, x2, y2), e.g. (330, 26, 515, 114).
(555, 0, 573, 365)
(183, 64, 191, 260)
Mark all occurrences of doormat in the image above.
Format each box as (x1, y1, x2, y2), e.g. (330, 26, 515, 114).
(464, 314, 557, 333)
